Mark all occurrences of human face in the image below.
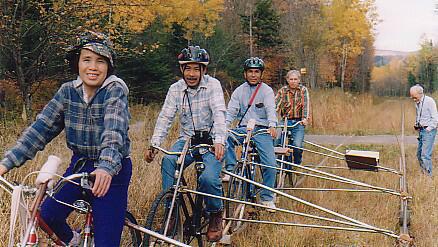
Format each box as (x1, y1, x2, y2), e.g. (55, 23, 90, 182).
(410, 89, 422, 103)
(244, 68, 262, 85)
(287, 74, 300, 89)
(78, 49, 109, 96)
(181, 63, 205, 88)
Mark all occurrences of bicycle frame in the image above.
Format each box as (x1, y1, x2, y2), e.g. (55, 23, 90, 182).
(152, 141, 215, 245)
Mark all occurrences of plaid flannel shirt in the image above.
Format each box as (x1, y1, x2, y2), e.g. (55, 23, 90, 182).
(1, 75, 131, 176)
(275, 85, 310, 120)
(151, 75, 227, 146)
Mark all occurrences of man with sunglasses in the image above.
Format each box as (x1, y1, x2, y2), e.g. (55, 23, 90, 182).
(145, 45, 226, 242)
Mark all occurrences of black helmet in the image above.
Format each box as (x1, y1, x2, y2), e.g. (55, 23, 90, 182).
(244, 57, 264, 71)
(178, 46, 209, 66)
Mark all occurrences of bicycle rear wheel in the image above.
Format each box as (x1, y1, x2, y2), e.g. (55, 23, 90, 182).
(143, 189, 184, 246)
(121, 211, 142, 246)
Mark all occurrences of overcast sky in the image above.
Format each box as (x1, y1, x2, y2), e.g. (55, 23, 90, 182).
(374, 0, 438, 52)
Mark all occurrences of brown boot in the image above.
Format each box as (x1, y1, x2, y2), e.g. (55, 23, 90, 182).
(207, 211, 223, 242)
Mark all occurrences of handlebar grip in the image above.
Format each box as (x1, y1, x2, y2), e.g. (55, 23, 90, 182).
(36, 155, 62, 189)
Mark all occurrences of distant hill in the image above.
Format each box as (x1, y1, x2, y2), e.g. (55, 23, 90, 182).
(374, 49, 416, 67)
(375, 49, 415, 57)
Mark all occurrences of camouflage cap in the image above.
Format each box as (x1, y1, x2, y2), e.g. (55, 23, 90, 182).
(68, 31, 115, 67)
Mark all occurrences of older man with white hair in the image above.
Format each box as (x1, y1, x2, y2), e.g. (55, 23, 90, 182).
(410, 84, 438, 176)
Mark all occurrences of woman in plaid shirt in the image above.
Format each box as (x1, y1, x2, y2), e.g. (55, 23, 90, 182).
(0, 31, 131, 246)
(275, 70, 311, 166)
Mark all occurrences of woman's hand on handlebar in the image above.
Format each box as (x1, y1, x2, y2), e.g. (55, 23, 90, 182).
(145, 146, 158, 163)
(90, 168, 112, 197)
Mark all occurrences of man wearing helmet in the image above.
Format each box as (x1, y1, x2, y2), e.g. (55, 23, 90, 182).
(145, 46, 226, 241)
(223, 57, 278, 211)
(0, 31, 131, 246)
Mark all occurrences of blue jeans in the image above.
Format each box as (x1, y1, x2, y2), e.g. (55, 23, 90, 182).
(417, 128, 437, 176)
(275, 119, 305, 165)
(161, 139, 223, 213)
(40, 154, 132, 247)
(224, 127, 277, 202)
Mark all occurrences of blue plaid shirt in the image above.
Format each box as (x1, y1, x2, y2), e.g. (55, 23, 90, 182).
(1, 75, 131, 176)
(151, 75, 227, 146)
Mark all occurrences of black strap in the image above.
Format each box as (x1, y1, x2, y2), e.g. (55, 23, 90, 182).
(184, 89, 214, 136)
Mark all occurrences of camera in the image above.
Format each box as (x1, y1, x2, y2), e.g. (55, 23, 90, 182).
(191, 131, 213, 146)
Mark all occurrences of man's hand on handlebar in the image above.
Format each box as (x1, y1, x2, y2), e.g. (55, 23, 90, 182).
(301, 118, 308, 126)
(0, 164, 8, 176)
(145, 146, 158, 163)
(268, 127, 277, 139)
(213, 143, 224, 161)
(91, 169, 112, 197)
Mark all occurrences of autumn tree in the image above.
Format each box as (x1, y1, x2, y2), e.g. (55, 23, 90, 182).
(0, 1, 75, 120)
(323, 0, 376, 91)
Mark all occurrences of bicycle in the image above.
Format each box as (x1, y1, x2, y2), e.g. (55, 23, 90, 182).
(143, 141, 220, 246)
(224, 121, 275, 235)
(275, 118, 303, 188)
(0, 155, 142, 247)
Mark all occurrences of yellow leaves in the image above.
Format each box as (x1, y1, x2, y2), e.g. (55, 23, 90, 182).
(54, 0, 224, 39)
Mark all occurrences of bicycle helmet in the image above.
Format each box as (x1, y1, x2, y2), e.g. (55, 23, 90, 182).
(243, 57, 264, 71)
(178, 46, 209, 66)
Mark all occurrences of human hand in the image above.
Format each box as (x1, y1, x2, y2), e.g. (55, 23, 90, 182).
(0, 165, 8, 176)
(301, 119, 308, 126)
(145, 146, 158, 163)
(268, 127, 277, 139)
(213, 143, 224, 161)
(90, 169, 112, 197)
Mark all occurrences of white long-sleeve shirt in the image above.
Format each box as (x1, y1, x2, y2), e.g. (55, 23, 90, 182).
(416, 95, 438, 130)
(226, 82, 277, 128)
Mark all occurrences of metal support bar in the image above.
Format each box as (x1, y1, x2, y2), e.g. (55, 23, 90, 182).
(125, 220, 190, 247)
(182, 188, 392, 233)
(304, 140, 345, 156)
(257, 161, 401, 196)
(274, 160, 401, 196)
(223, 218, 399, 238)
(221, 171, 394, 232)
(290, 145, 400, 174)
(276, 188, 386, 193)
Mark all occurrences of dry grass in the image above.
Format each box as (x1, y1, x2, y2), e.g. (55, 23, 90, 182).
(309, 89, 417, 135)
(0, 90, 437, 246)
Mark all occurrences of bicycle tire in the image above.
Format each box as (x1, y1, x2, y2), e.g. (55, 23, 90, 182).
(225, 162, 252, 234)
(121, 211, 142, 247)
(143, 189, 184, 246)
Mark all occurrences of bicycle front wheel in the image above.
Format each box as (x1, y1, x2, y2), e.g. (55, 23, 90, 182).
(143, 189, 184, 246)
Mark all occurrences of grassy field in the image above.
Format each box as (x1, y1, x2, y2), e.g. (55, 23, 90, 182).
(0, 90, 436, 246)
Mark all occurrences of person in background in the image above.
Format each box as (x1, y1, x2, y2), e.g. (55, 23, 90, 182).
(275, 69, 311, 166)
(410, 84, 438, 176)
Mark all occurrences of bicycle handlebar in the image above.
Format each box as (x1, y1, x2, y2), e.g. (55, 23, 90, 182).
(152, 143, 214, 156)
(276, 121, 302, 129)
(228, 128, 270, 138)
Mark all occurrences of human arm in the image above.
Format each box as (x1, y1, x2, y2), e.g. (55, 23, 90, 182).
(0, 87, 65, 172)
(302, 86, 310, 126)
(225, 88, 241, 128)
